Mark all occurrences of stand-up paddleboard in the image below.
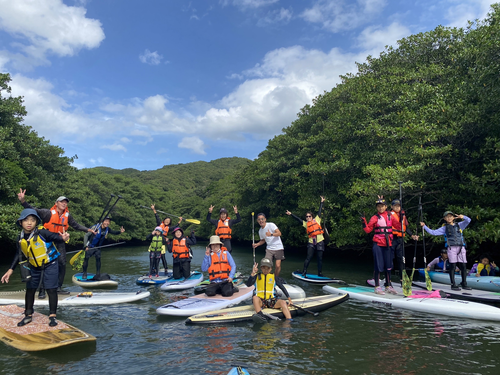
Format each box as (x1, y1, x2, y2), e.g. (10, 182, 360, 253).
(160, 272, 204, 291)
(277, 284, 306, 299)
(136, 272, 173, 285)
(419, 269, 500, 292)
(291, 271, 344, 284)
(366, 279, 441, 297)
(227, 367, 250, 375)
(194, 273, 243, 295)
(0, 305, 95, 351)
(413, 281, 500, 304)
(156, 286, 255, 316)
(185, 294, 349, 325)
(72, 273, 118, 288)
(323, 284, 500, 322)
(0, 290, 150, 306)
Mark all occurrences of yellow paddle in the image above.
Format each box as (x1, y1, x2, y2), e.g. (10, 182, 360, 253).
(140, 206, 201, 224)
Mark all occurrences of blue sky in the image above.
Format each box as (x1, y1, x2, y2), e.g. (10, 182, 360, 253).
(0, 0, 495, 170)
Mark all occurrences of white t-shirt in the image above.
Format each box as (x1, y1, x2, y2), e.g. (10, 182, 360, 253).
(258, 222, 283, 251)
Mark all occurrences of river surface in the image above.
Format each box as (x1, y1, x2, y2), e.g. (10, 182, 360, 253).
(1, 243, 500, 375)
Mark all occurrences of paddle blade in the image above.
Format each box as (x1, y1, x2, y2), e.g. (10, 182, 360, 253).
(401, 270, 412, 297)
(70, 251, 85, 271)
(425, 269, 432, 291)
(186, 218, 201, 225)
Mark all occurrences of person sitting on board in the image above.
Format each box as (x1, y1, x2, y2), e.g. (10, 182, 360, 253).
(167, 227, 196, 279)
(146, 227, 168, 277)
(390, 199, 419, 281)
(427, 249, 452, 272)
(472, 254, 499, 277)
(151, 204, 182, 273)
(82, 217, 125, 280)
(206, 206, 241, 253)
(245, 258, 293, 321)
(361, 196, 397, 295)
(1, 209, 70, 327)
(252, 213, 285, 277)
(421, 211, 472, 291)
(201, 235, 237, 297)
(286, 196, 326, 277)
(18, 189, 96, 297)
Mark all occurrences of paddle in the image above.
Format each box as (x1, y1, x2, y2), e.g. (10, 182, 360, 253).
(419, 195, 432, 291)
(93, 195, 122, 232)
(140, 206, 201, 224)
(96, 194, 115, 226)
(252, 212, 255, 264)
(398, 181, 412, 297)
(290, 303, 319, 317)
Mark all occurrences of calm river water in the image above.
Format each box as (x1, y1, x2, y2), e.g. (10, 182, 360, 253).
(1, 243, 499, 375)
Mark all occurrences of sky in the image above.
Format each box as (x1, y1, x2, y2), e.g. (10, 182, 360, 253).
(0, 0, 496, 171)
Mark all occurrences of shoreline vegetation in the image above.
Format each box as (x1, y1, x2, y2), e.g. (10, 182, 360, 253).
(2, 5, 500, 260)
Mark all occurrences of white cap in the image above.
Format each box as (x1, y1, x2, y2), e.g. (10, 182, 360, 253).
(56, 196, 70, 202)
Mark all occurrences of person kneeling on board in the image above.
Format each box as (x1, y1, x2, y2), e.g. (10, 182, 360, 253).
(1, 209, 70, 327)
(82, 217, 125, 279)
(201, 235, 237, 297)
(146, 227, 168, 277)
(246, 258, 293, 322)
(167, 227, 196, 279)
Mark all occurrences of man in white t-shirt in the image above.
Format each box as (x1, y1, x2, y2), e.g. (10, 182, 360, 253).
(252, 213, 285, 277)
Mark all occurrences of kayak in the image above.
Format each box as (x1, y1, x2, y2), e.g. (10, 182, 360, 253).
(156, 286, 255, 316)
(72, 273, 118, 288)
(0, 290, 150, 306)
(291, 271, 343, 284)
(227, 367, 250, 375)
(160, 272, 204, 291)
(419, 269, 500, 292)
(323, 284, 500, 322)
(185, 294, 349, 325)
(413, 281, 500, 304)
(0, 304, 95, 351)
(136, 272, 173, 285)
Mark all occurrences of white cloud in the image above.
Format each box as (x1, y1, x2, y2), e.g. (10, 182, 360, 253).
(444, 0, 495, 27)
(301, 0, 387, 33)
(257, 8, 293, 27)
(178, 137, 207, 155)
(221, 0, 278, 9)
(120, 137, 132, 143)
(157, 148, 169, 155)
(357, 22, 411, 51)
(0, 0, 105, 70)
(139, 49, 163, 65)
(101, 143, 127, 152)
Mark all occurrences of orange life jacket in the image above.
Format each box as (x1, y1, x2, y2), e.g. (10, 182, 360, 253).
(390, 211, 406, 237)
(43, 205, 69, 233)
(160, 223, 170, 238)
(306, 219, 324, 238)
(172, 238, 190, 259)
(208, 248, 231, 281)
(215, 218, 232, 239)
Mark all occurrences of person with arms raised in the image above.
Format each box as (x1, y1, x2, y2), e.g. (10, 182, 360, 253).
(252, 213, 285, 277)
(151, 204, 182, 272)
(206, 206, 241, 253)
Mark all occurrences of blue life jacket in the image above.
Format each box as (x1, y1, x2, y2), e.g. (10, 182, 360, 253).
(436, 257, 450, 271)
(90, 226, 110, 248)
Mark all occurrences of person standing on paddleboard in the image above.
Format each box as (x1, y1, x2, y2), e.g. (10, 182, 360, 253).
(146, 227, 168, 277)
(151, 204, 182, 273)
(17, 189, 96, 297)
(82, 217, 125, 279)
(207, 206, 241, 253)
(390, 199, 419, 282)
(286, 196, 326, 277)
(202, 235, 237, 297)
(252, 213, 285, 277)
(361, 196, 397, 295)
(1, 209, 70, 327)
(167, 227, 196, 279)
(421, 211, 472, 291)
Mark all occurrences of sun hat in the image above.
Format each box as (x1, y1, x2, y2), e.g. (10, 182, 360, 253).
(208, 235, 223, 247)
(16, 209, 41, 227)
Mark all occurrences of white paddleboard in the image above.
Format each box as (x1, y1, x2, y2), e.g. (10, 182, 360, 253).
(413, 281, 500, 303)
(136, 272, 173, 285)
(160, 272, 204, 291)
(323, 284, 500, 322)
(156, 286, 255, 316)
(277, 284, 306, 299)
(72, 273, 118, 288)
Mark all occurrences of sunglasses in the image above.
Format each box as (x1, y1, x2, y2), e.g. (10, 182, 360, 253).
(257, 218, 265, 222)
(306, 215, 312, 218)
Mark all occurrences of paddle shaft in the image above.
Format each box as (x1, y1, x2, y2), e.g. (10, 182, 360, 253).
(252, 212, 255, 264)
(140, 206, 200, 224)
(290, 303, 319, 317)
(66, 241, 126, 255)
(97, 194, 115, 225)
(94, 195, 122, 231)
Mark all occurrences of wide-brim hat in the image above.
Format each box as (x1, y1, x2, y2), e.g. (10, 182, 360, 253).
(56, 196, 70, 202)
(260, 258, 273, 268)
(208, 235, 223, 246)
(443, 211, 454, 218)
(17, 208, 41, 227)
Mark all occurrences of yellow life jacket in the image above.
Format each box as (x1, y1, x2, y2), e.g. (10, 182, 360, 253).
(255, 273, 276, 300)
(19, 234, 59, 268)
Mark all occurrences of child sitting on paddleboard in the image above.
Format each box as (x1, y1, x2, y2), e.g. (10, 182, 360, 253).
(245, 258, 292, 322)
(361, 196, 397, 295)
(469, 254, 499, 277)
(146, 227, 168, 277)
(1, 209, 69, 327)
(420, 211, 472, 291)
(167, 227, 196, 279)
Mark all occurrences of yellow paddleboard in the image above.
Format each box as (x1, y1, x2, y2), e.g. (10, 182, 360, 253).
(0, 305, 95, 351)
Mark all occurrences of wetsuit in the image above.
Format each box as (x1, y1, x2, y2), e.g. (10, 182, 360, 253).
(82, 225, 122, 276)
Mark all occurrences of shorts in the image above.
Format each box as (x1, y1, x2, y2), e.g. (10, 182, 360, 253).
(372, 244, 392, 272)
(447, 246, 467, 263)
(265, 249, 285, 261)
(260, 297, 278, 308)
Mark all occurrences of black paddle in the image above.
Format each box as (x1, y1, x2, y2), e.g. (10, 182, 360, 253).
(96, 194, 115, 226)
(290, 303, 319, 317)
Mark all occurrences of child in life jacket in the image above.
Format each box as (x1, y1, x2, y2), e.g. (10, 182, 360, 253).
(421, 211, 472, 291)
(151, 204, 182, 272)
(167, 227, 196, 279)
(427, 249, 451, 272)
(146, 227, 168, 277)
(361, 196, 397, 295)
(1, 209, 69, 327)
(470, 254, 499, 277)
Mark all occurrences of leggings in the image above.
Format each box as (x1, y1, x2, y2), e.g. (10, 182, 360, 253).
(25, 288, 58, 316)
(303, 242, 325, 274)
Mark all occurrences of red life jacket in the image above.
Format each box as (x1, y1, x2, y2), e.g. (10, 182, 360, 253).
(373, 212, 393, 247)
(43, 205, 69, 233)
(390, 211, 406, 237)
(215, 218, 232, 239)
(306, 219, 324, 238)
(160, 223, 170, 238)
(172, 238, 190, 259)
(208, 249, 231, 281)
